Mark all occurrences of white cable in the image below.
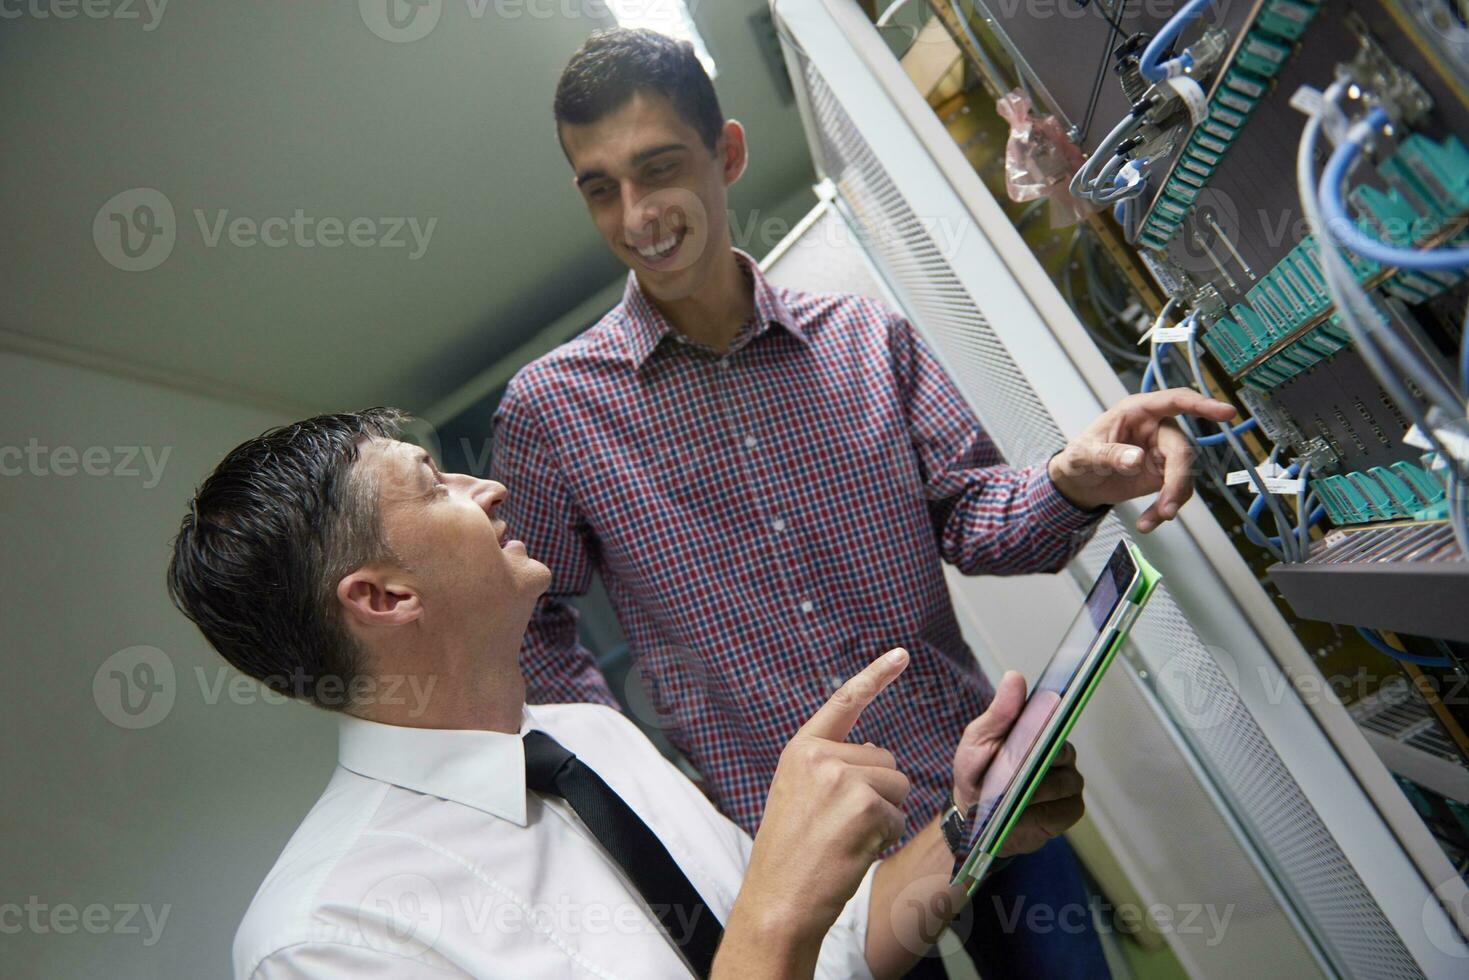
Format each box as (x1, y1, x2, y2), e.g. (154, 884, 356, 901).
(1070, 112, 1143, 203)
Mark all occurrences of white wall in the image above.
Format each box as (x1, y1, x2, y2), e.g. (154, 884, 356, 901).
(0, 351, 336, 979)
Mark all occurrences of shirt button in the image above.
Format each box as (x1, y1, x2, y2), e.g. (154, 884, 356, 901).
(771, 517, 786, 531)
(799, 600, 814, 614)
(744, 435, 757, 449)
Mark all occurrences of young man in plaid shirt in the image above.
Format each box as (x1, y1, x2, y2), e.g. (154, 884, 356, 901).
(491, 28, 1235, 977)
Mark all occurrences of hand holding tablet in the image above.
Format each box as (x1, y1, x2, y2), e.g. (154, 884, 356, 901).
(951, 542, 1161, 893)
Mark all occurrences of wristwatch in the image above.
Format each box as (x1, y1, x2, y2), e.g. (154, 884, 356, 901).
(940, 800, 971, 857)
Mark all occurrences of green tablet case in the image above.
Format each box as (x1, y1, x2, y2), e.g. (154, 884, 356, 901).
(953, 543, 1161, 894)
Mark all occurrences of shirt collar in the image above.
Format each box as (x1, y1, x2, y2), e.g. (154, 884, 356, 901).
(337, 707, 541, 827)
(616, 248, 807, 369)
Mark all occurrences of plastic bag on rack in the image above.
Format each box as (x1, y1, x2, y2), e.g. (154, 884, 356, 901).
(995, 88, 1094, 226)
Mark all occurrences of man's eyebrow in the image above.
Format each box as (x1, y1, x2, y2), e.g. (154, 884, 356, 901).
(631, 142, 686, 166)
(413, 450, 440, 485)
(574, 143, 687, 186)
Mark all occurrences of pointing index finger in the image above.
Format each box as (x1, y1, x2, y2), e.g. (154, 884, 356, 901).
(801, 648, 909, 742)
(1130, 388, 1237, 423)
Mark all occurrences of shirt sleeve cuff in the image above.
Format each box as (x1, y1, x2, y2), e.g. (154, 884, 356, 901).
(1026, 462, 1109, 536)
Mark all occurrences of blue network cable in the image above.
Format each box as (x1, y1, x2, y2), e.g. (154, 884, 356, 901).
(1138, 0, 1209, 81)
(1196, 416, 1257, 446)
(1143, 316, 1258, 443)
(1099, 160, 1151, 205)
(1319, 108, 1469, 272)
(1240, 462, 1325, 548)
(1355, 626, 1452, 667)
(1460, 302, 1469, 395)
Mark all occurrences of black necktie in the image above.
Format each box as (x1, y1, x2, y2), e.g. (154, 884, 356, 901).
(523, 730, 724, 978)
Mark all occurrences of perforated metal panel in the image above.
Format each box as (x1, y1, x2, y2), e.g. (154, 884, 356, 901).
(790, 45, 1425, 980)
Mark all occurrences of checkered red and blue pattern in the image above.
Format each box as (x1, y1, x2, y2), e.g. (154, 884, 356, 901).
(492, 251, 1104, 840)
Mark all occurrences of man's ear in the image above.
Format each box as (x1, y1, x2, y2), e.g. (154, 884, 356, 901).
(719, 119, 748, 186)
(336, 565, 423, 630)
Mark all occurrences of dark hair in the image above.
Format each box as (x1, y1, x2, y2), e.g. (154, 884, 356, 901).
(554, 27, 723, 153)
(166, 408, 409, 711)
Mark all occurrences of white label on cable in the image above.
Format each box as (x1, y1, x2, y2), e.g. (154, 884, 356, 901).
(1251, 476, 1306, 494)
(1289, 86, 1324, 117)
(1324, 529, 1348, 548)
(1151, 325, 1196, 343)
(1164, 76, 1209, 127)
(1226, 462, 1285, 485)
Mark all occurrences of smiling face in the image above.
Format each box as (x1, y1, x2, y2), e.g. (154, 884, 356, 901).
(561, 90, 745, 306)
(353, 438, 550, 644)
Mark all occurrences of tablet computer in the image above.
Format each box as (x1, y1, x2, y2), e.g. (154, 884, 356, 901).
(951, 541, 1161, 894)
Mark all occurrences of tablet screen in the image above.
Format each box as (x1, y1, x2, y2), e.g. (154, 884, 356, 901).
(968, 544, 1137, 829)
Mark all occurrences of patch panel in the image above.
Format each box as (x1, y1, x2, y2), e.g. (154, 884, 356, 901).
(1199, 131, 1469, 392)
(1312, 453, 1448, 524)
(1198, 235, 1368, 385)
(1138, 0, 1325, 247)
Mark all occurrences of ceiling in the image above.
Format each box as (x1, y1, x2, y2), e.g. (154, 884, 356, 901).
(0, 0, 817, 416)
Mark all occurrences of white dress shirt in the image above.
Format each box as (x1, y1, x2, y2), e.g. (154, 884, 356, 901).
(233, 703, 877, 979)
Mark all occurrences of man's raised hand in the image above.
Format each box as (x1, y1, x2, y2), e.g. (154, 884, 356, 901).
(732, 649, 913, 945)
(1047, 388, 1238, 532)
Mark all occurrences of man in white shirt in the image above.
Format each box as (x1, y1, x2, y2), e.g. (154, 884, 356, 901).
(167, 409, 1085, 979)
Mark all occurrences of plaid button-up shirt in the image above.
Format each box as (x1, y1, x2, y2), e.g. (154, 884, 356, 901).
(492, 251, 1104, 840)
